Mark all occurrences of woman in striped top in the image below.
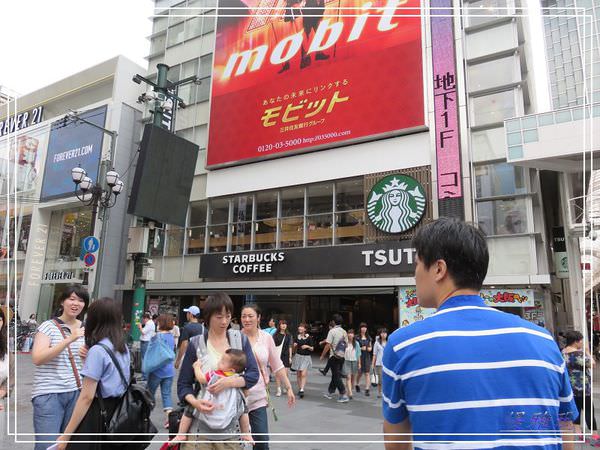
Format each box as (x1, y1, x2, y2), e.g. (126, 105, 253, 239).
(31, 286, 88, 450)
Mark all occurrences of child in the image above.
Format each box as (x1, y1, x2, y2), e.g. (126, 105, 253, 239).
(171, 348, 253, 446)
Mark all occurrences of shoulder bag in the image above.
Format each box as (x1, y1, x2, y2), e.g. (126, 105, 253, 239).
(52, 319, 82, 390)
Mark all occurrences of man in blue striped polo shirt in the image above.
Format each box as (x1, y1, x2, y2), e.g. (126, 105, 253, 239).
(382, 218, 578, 450)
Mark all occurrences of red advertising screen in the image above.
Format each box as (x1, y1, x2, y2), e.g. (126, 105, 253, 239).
(207, 0, 424, 168)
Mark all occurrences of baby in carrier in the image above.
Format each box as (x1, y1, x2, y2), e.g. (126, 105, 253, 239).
(172, 348, 253, 445)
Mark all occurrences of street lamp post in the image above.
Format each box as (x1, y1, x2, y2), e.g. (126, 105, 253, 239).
(67, 111, 123, 301)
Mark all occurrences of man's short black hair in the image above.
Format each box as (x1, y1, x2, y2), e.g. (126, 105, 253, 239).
(332, 313, 343, 325)
(412, 218, 489, 291)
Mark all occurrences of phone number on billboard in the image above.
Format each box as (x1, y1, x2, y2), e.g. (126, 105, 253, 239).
(257, 131, 352, 153)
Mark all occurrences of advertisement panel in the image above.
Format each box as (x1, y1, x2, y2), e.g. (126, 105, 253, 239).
(40, 106, 107, 201)
(207, 0, 424, 167)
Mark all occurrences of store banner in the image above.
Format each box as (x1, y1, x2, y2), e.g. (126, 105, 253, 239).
(480, 288, 534, 308)
(40, 106, 107, 201)
(552, 226, 569, 279)
(207, 0, 424, 167)
(399, 287, 434, 327)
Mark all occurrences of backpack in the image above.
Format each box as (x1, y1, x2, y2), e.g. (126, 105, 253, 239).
(142, 333, 175, 377)
(333, 329, 348, 359)
(97, 343, 158, 449)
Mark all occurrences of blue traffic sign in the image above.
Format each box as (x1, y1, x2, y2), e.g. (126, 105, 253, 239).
(82, 236, 100, 253)
(84, 253, 96, 267)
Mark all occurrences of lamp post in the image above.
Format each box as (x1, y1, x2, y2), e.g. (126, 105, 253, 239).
(67, 111, 123, 301)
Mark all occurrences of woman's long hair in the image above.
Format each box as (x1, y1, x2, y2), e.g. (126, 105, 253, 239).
(84, 298, 126, 353)
(0, 308, 6, 360)
(379, 189, 412, 232)
(277, 319, 289, 335)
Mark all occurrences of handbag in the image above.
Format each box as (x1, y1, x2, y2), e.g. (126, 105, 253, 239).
(97, 343, 158, 448)
(142, 333, 175, 377)
(251, 346, 278, 422)
(370, 368, 379, 387)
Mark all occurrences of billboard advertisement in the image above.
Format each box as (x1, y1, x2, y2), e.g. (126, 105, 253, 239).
(207, 0, 424, 167)
(40, 106, 107, 201)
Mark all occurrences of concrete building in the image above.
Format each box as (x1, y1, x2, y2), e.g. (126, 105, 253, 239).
(0, 56, 145, 320)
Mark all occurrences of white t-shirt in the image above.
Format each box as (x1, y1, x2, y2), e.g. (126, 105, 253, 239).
(373, 340, 386, 367)
(140, 320, 156, 342)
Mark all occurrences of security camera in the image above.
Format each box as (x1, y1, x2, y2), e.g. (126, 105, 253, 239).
(132, 75, 142, 85)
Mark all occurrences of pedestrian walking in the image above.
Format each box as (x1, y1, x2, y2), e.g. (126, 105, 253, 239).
(372, 328, 387, 399)
(318, 321, 335, 376)
(0, 307, 14, 437)
(171, 316, 180, 350)
(356, 322, 372, 396)
(291, 323, 314, 398)
(273, 319, 293, 397)
(343, 328, 361, 399)
(562, 330, 599, 441)
(147, 314, 176, 428)
(241, 303, 295, 450)
(31, 285, 88, 450)
(56, 297, 131, 450)
(320, 314, 349, 403)
(174, 305, 203, 370)
(263, 317, 277, 336)
(381, 218, 578, 449)
(137, 312, 156, 362)
(176, 293, 260, 449)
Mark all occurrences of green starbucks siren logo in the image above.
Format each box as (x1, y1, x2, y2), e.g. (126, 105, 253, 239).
(367, 175, 426, 233)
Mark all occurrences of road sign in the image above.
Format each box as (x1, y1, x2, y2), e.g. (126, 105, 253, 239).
(83, 253, 96, 267)
(82, 236, 100, 253)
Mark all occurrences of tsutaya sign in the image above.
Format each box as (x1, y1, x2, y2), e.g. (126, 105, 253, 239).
(200, 241, 416, 278)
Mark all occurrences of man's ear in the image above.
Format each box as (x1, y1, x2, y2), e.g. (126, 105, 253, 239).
(433, 259, 448, 282)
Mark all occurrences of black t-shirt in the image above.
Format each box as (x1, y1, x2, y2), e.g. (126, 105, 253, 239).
(295, 334, 313, 356)
(179, 322, 204, 346)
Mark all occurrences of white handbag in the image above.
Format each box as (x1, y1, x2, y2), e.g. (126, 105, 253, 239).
(370, 368, 379, 387)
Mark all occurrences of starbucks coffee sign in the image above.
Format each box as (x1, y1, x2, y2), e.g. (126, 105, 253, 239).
(367, 175, 426, 233)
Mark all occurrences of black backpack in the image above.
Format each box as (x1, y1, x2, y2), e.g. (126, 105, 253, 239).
(97, 343, 158, 449)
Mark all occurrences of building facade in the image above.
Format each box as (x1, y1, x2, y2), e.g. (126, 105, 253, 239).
(122, 0, 594, 336)
(0, 56, 145, 321)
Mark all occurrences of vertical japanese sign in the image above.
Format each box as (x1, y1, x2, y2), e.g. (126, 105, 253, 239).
(430, 0, 463, 218)
(207, 0, 424, 168)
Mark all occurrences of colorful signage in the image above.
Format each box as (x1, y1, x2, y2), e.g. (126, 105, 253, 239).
(480, 289, 534, 308)
(399, 287, 435, 327)
(207, 0, 424, 167)
(40, 106, 107, 201)
(367, 174, 426, 233)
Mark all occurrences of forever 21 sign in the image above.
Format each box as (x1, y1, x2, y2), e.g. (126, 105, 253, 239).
(199, 241, 416, 279)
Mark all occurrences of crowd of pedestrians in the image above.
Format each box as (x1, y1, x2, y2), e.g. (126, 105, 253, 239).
(6, 217, 600, 449)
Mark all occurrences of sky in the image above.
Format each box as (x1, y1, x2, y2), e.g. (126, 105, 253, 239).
(0, 0, 154, 96)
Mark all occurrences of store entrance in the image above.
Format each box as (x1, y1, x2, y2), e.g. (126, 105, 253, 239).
(248, 293, 398, 343)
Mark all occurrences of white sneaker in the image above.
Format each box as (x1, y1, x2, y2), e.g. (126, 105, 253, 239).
(323, 392, 333, 399)
(276, 387, 282, 397)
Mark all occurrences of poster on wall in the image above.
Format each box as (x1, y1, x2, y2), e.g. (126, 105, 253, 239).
(523, 298, 546, 328)
(207, 0, 424, 167)
(480, 288, 534, 308)
(40, 106, 107, 201)
(399, 287, 435, 327)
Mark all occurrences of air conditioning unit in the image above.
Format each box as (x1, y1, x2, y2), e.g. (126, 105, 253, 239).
(128, 227, 149, 254)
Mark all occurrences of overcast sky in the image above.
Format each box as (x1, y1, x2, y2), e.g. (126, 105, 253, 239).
(1, 0, 154, 96)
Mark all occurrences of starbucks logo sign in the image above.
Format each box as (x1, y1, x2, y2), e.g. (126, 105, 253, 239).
(367, 175, 426, 233)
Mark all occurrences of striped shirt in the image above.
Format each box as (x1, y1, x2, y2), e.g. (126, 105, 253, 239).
(31, 319, 84, 399)
(382, 295, 578, 450)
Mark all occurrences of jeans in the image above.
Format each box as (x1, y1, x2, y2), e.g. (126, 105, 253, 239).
(249, 406, 269, 450)
(328, 356, 346, 395)
(140, 340, 149, 360)
(32, 390, 79, 450)
(147, 373, 174, 411)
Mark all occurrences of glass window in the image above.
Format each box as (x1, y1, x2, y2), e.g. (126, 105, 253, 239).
(475, 163, 527, 197)
(471, 127, 507, 162)
(197, 76, 211, 102)
(335, 178, 363, 211)
(307, 214, 332, 246)
(153, 15, 169, 34)
(189, 201, 207, 226)
(149, 228, 165, 257)
(232, 222, 252, 251)
(254, 219, 277, 250)
(167, 22, 185, 47)
(465, 23, 517, 60)
(187, 226, 205, 254)
(470, 90, 516, 126)
(476, 198, 528, 235)
(335, 211, 364, 245)
(256, 191, 277, 220)
(166, 226, 185, 256)
(59, 208, 92, 260)
(232, 195, 253, 222)
(150, 34, 166, 54)
(185, 17, 203, 40)
(307, 183, 333, 214)
(464, 0, 514, 27)
(207, 224, 228, 253)
(178, 59, 199, 103)
(203, 13, 216, 34)
(167, 64, 181, 83)
(199, 54, 213, 78)
(487, 236, 532, 275)
(467, 55, 518, 92)
(209, 198, 229, 224)
(280, 217, 304, 248)
(281, 187, 304, 217)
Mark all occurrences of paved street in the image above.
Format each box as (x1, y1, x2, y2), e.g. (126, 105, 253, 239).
(4, 353, 600, 449)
